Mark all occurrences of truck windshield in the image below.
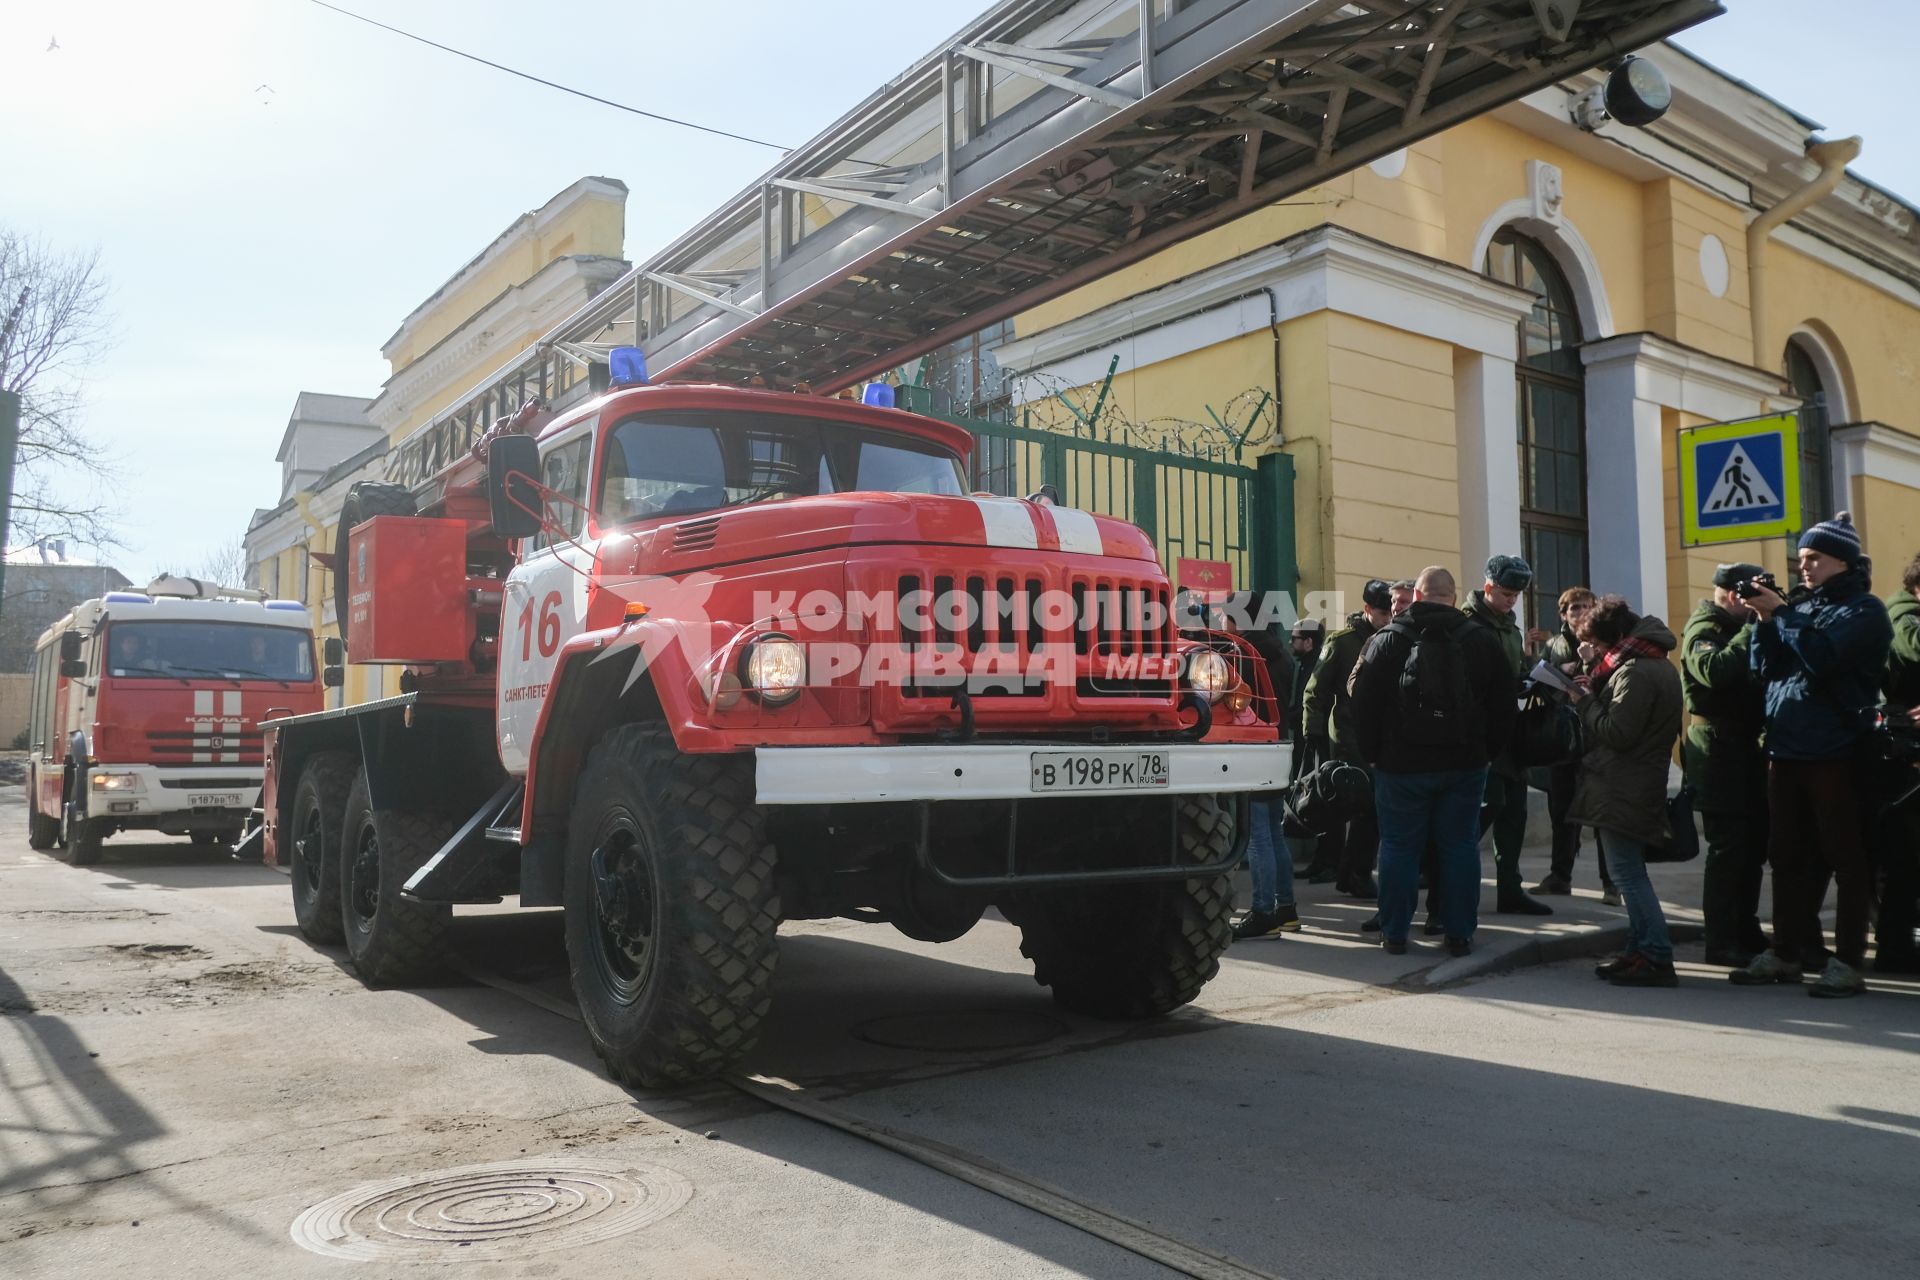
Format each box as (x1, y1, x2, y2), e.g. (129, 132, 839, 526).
(105, 622, 315, 682)
(598, 411, 967, 523)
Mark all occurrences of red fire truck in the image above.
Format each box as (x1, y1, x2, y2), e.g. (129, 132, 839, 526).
(25, 579, 324, 864)
(255, 354, 1284, 1086)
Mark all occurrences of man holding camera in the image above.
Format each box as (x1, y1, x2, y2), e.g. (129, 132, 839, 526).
(1730, 513, 1893, 998)
(1876, 552, 1920, 972)
(1683, 563, 1774, 967)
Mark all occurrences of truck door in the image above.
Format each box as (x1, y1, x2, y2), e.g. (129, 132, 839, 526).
(497, 431, 595, 774)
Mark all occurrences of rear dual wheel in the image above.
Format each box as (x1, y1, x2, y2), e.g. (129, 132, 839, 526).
(289, 753, 356, 945)
(340, 773, 451, 985)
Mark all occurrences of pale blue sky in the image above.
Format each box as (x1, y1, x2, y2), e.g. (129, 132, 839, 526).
(0, 0, 1909, 580)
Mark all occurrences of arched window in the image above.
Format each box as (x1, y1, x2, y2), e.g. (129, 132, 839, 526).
(1785, 338, 1832, 531)
(1484, 228, 1586, 630)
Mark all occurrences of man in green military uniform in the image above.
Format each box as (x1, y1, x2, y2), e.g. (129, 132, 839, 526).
(1302, 579, 1392, 898)
(1683, 562, 1774, 967)
(1465, 555, 1552, 915)
(1877, 551, 1920, 972)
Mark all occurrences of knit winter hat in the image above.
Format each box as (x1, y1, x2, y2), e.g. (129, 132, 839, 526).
(1798, 510, 1863, 563)
(1485, 554, 1534, 592)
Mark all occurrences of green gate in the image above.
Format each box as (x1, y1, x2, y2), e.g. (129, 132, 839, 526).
(899, 388, 1296, 597)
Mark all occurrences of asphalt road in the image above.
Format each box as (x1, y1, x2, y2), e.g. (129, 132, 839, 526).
(2, 784, 1916, 1279)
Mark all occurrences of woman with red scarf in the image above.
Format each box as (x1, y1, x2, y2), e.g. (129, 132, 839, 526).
(1566, 595, 1685, 987)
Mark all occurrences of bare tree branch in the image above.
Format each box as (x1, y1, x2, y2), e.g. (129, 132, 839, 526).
(0, 229, 120, 548)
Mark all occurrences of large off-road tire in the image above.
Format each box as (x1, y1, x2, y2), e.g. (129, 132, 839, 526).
(340, 773, 451, 985)
(57, 805, 105, 867)
(332, 481, 417, 648)
(27, 805, 60, 851)
(1002, 794, 1235, 1019)
(290, 752, 356, 945)
(564, 724, 780, 1088)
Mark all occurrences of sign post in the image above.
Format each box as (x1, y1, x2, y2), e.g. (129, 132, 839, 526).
(1678, 412, 1801, 547)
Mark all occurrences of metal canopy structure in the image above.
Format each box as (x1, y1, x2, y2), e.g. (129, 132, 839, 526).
(386, 0, 1722, 488)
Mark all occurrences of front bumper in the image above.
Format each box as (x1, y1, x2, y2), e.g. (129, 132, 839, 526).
(83, 765, 263, 820)
(754, 741, 1290, 805)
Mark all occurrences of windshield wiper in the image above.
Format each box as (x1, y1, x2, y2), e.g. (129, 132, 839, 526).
(164, 664, 293, 687)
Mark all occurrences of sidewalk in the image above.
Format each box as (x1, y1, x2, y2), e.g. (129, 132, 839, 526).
(1229, 787, 1708, 988)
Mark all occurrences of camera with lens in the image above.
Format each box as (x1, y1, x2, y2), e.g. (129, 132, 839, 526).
(1734, 571, 1780, 600)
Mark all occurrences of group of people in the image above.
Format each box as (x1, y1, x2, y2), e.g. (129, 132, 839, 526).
(1234, 511, 1920, 999)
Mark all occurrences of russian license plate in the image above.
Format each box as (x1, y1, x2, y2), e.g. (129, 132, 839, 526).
(189, 792, 245, 809)
(1029, 750, 1170, 794)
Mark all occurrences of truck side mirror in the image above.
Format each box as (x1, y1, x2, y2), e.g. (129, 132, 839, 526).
(323, 636, 344, 667)
(59, 630, 83, 662)
(487, 434, 544, 540)
(60, 658, 87, 678)
(322, 666, 345, 689)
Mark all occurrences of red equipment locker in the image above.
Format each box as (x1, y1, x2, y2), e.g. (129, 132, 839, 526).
(345, 516, 470, 663)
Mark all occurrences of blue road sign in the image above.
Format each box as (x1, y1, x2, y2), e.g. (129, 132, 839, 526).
(1678, 413, 1801, 546)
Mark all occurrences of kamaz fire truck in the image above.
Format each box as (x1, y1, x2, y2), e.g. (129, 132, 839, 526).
(25, 579, 323, 864)
(254, 350, 1284, 1086)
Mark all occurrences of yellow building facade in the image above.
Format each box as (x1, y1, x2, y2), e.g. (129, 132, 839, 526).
(246, 178, 629, 705)
(996, 46, 1920, 632)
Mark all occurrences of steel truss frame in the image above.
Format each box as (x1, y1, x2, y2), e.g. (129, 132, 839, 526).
(386, 0, 1721, 488)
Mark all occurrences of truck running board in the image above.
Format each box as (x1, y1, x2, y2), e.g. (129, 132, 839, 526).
(401, 781, 524, 905)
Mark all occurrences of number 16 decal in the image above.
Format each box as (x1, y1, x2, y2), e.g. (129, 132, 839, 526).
(517, 591, 563, 661)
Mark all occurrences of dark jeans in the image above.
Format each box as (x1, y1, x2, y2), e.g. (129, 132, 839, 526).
(1481, 770, 1530, 895)
(1547, 762, 1612, 889)
(1375, 767, 1488, 943)
(1599, 828, 1674, 964)
(1701, 805, 1770, 956)
(1766, 757, 1874, 969)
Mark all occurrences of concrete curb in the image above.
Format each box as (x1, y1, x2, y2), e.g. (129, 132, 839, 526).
(1420, 920, 1707, 988)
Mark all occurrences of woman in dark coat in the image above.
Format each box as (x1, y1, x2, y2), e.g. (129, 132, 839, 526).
(1566, 595, 1685, 987)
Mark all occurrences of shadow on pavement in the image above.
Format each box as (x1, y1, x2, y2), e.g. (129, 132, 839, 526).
(0, 964, 270, 1246)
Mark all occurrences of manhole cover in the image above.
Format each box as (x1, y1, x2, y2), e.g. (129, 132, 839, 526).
(854, 1008, 1068, 1053)
(289, 1157, 691, 1261)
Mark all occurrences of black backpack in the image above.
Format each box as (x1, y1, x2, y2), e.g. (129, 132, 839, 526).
(1389, 618, 1483, 752)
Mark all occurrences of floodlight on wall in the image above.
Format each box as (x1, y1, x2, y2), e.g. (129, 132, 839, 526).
(1572, 56, 1673, 131)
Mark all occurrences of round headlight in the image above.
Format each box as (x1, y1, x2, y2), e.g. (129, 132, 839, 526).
(1184, 648, 1234, 701)
(742, 635, 805, 705)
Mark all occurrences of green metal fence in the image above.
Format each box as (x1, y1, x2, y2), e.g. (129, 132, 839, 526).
(900, 388, 1296, 598)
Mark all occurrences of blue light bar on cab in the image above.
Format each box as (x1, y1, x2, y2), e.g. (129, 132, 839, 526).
(610, 346, 649, 386)
(103, 592, 152, 604)
(861, 383, 895, 408)
(265, 600, 307, 611)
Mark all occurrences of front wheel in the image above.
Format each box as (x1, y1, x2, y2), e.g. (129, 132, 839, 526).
(57, 803, 105, 867)
(28, 805, 60, 851)
(564, 724, 780, 1088)
(1001, 794, 1235, 1019)
(339, 774, 451, 985)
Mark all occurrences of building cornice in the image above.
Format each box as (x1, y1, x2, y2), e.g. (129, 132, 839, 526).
(368, 254, 628, 434)
(1582, 330, 1795, 421)
(1832, 420, 1920, 492)
(998, 225, 1536, 386)
(381, 176, 627, 356)
(1497, 43, 1920, 302)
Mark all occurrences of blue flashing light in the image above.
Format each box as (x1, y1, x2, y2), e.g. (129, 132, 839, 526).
(265, 600, 307, 611)
(861, 383, 896, 408)
(609, 346, 650, 387)
(103, 592, 152, 604)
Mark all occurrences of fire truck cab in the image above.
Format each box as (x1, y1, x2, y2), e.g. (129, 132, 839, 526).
(25, 579, 323, 864)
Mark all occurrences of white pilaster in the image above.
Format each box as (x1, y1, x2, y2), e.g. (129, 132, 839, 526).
(1455, 349, 1522, 578)
(1581, 351, 1668, 606)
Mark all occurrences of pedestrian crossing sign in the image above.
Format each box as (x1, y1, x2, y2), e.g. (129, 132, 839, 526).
(1678, 413, 1801, 546)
